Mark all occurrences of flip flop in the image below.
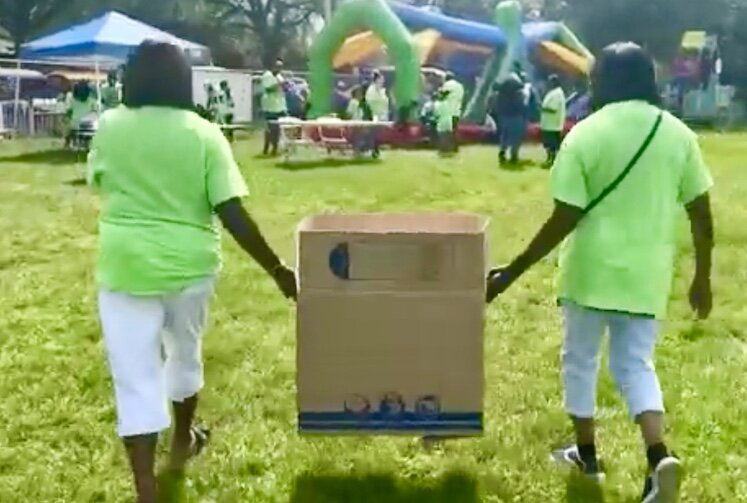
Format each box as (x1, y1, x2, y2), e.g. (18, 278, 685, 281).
(188, 426, 211, 460)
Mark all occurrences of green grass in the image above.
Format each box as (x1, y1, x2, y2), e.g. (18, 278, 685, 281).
(1, 135, 746, 502)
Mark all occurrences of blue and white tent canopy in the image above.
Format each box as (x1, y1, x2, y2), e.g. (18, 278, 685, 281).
(20, 11, 210, 65)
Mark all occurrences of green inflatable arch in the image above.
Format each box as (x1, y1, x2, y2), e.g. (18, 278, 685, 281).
(308, 0, 421, 119)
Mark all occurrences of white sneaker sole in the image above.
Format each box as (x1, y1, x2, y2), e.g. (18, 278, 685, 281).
(643, 458, 683, 503)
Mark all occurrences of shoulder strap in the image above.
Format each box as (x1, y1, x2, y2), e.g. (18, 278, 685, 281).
(583, 111, 664, 215)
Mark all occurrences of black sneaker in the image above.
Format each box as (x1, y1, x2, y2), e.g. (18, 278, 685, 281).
(641, 456, 683, 502)
(550, 445, 605, 483)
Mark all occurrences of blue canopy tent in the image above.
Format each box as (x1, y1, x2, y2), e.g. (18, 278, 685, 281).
(20, 11, 210, 65)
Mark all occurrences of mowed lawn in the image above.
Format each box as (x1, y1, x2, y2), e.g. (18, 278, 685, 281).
(1, 134, 746, 503)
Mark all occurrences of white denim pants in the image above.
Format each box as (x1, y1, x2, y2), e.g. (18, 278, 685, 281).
(98, 279, 214, 437)
(562, 301, 664, 420)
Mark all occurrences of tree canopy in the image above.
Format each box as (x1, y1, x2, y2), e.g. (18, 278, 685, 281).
(3, 0, 747, 89)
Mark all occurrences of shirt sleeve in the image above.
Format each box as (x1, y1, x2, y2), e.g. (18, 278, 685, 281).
(551, 129, 588, 209)
(205, 125, 249, 208)
(679, 133, 713, 204)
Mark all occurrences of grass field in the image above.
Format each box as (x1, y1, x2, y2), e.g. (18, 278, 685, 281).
(1, 135, 746, 503)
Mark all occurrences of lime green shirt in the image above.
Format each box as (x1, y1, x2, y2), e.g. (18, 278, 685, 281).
(441, 79, 465, 117)
(552, 101, 713, 318)
(261, 71, 287, 114)
(69, 97, 98, 128)
(434, 100, 453, 133)
(346, 98, 363, 120)
(540, 87, 566, 132)
(101, 83, 122, 109)
(87, 107, 249, 295)
(365, 85, 389, 121)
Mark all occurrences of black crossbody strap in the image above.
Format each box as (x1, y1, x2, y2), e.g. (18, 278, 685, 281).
(583, 111, 664, 215)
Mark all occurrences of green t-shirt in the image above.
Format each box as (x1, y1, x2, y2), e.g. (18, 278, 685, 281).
(69, 97, 98, 128)
(365, 85, 390, 121)
(261, 71, 287, 114)
(101, 83, 122, 109)
(552, 101, 713, 318)
(87, 107, 249, 295)
(346, 97, 363, 120)
(541, 87, 566, 132)
(441, 79, 465, 117)
(434, 100, 453, 132)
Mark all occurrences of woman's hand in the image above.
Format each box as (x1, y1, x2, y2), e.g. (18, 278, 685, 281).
(486, 267, 516, 303)
(273, 265, 298, 301)
(689, 275, 712, 320)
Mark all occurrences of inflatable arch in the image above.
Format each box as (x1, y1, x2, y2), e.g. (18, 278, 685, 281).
(308, 0, 421, 118)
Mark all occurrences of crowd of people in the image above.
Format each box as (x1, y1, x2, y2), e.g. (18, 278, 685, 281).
(252, 59, 571, 165)
(78, 38, 715, 503)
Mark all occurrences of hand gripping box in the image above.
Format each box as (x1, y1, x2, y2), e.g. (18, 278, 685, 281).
(296, 213, 488, 436)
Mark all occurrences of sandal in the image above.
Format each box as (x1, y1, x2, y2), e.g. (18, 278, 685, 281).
(167, 426, 211, 472)
(188, 426, 210, 459)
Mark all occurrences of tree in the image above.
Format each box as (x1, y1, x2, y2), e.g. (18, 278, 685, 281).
(0, 0, 76, 53)
(207, 0, 321, 66)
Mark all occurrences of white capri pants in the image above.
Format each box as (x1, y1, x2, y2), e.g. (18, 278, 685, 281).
(98, 279, 214, 437)
(562, 301, 664, 420)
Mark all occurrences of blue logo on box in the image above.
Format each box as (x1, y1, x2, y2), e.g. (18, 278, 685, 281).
(301, 394, 482, 433)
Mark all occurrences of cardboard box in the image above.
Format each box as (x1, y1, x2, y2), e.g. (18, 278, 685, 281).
(296, 213, 488, 436)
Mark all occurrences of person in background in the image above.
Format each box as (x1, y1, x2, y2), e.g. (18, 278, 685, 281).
(261, 59, 287, 156)
(218, 81, 235, 124)
(204, 82, 220, 122)
(365, 70, 390, 121)
(218, 80, 235, 140)
(440, 71, 465, 152)
(433, 89, 454, 156)
(101, 71, 122, 110)
(87, 41, 296, 503)
(496, 72, 527, 164)
(347, 86, 367, 157)
(365, 70, 389, 158)
(346, 86, 364, 121)
(487, 82, 502, 143)
(487, 42, 713, 503)
(540, 75, 567, 167)
(66, 80, 99, 148)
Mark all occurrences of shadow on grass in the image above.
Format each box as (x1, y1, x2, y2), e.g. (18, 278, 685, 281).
(64, 177, 88, 186)
(290, 471, 478, 503)
(157, 469, 187, 503)
(0, 149, 83, 165)
(499, 159, 537, 172)
(276, 158, 381, 171)
(565, 473, 605, 502)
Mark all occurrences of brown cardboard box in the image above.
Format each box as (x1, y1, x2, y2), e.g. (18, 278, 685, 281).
(296, 213, 488, 436)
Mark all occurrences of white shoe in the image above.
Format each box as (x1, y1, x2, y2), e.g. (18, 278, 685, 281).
(641, 456, 683, 503)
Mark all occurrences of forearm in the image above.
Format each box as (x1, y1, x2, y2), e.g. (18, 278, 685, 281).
(217, 199, 284, 274)
(687, 194, 714, 280)
(507, 201, 583, 278)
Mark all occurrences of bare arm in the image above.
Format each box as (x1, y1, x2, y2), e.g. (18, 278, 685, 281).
(685, 193, 714, 318)
(215, 198, 296, 299)
(487, 200, 584, 302)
